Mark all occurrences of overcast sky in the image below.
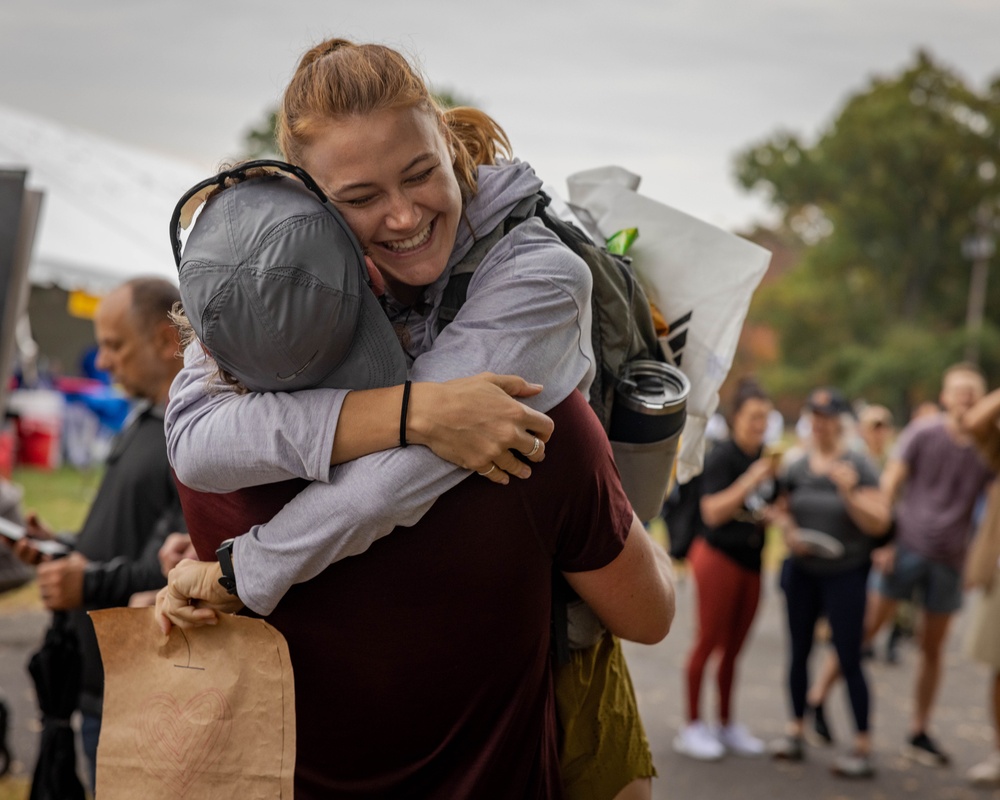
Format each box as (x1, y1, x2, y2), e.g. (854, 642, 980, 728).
(2, 0, 998, 231)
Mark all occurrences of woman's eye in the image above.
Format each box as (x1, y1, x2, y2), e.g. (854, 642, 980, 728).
(343, 195, 375, 208)
(405, 167, 435, 185)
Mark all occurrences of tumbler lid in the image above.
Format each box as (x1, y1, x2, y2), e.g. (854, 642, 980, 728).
(615, 360, 690, 416)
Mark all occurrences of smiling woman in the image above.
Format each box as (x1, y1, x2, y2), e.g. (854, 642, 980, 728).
(161, 36, 672, 800)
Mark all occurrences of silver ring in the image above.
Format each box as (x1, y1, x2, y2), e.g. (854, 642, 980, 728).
(477, 465, 497, 476)
(525, 437, 541, 457)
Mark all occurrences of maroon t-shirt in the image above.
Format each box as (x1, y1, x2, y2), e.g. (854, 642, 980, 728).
(176, 391, 632, 800)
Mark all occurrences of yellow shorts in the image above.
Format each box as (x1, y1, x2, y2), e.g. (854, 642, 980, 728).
(555, 632, 656, 800)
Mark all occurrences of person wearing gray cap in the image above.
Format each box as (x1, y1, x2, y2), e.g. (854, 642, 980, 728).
(769, 388, 892, 778)
(155, 164, 673, 798)
(159, 37, 672, 800)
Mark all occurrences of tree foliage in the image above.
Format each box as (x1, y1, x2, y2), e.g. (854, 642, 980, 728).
(736, 51, 1000, 412)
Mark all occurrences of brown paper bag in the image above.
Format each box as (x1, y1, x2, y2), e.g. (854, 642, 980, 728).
(90, 607, 295, 799)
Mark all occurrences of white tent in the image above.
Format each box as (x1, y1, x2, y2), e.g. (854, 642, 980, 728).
(0, 103, 208, 294)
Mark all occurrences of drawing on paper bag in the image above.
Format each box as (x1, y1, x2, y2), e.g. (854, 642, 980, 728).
(136, 689, 233, 796)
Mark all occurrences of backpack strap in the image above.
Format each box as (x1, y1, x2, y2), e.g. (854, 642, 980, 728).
(437, 193, 546, 332)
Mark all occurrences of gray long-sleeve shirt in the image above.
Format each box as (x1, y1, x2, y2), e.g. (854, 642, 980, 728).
(165, 160, 596, 614)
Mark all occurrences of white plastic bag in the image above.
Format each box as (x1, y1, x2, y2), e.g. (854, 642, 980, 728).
(564, 166, 771, 483)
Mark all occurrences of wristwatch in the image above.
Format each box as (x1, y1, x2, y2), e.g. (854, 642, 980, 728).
(216, 538, 238, 596)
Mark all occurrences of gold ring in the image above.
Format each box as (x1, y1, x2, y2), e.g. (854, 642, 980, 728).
(477, 465, 497, 476)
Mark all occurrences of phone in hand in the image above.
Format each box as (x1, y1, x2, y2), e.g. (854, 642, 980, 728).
(0, 516, 71, 558)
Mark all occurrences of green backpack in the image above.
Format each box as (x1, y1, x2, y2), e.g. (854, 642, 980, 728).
(436, 191, 666, 433)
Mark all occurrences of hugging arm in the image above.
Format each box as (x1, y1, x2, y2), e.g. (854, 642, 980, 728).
(563, 513, 675, 644)
(166, 345, 347, 491)
(166, 231, 595, 616)
(168, 345, 553, 491)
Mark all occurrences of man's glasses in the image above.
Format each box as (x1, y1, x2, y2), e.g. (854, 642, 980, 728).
(169, 160, 330, 267)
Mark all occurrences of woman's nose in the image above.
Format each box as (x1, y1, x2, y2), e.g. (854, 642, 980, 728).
(384, 191, 419, 230)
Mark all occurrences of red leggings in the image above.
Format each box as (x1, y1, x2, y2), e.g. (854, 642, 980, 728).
(685, 537, 761, 723)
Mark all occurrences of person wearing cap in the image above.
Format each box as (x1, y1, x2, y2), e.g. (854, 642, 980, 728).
(158, 38, 668, 800)
(155, 168, 674, 798)
(769, 388, 891, 778)
(802, 400, 903, 748)
(871, 363, 995, 767)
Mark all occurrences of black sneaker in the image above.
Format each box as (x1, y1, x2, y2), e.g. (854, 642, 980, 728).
(903, 731, 951, 767)
(809, 703, 834, 746)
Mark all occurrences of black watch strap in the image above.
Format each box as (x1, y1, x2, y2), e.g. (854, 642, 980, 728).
(216, 538, 238, 596)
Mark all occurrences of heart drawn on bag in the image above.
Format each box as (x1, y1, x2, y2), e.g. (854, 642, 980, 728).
(136, 689, 233, 796)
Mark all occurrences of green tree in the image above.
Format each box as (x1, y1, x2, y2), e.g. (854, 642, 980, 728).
(736, 51, 1000, 412)
(239, 87, 476, 160)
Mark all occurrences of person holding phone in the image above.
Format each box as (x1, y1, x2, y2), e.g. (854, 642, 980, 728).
(674, 379, 777, 761)
(7, 278, 186, 792)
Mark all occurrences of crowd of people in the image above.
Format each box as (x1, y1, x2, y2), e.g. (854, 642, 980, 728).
(0, 34, 997, 800)
(672, 364, 1000, 786)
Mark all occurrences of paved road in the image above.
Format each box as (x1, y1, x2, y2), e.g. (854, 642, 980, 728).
(2, 571, 1000, 798)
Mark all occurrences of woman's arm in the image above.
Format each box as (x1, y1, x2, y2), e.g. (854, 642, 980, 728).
(700, 458, 773, 528)
(828, 460, 892, 536)
(166, 345, 346, 491)
(168, 342, 554, 492)
(964, 387, 1000, 441)
(168, 225, 596, 617)
(336, 373, 554, 481)
(841, 487, 893, 536)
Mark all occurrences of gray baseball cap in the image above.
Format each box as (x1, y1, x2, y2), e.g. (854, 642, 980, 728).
(178, 174, 407, 393)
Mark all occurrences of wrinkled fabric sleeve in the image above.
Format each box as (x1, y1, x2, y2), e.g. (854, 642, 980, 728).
(165, 345, 347, 491)
(234, 225, 595, 614)
(81, 507, 180, 607)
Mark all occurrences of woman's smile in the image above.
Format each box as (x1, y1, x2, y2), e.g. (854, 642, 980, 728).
(378, 217, 435, 254)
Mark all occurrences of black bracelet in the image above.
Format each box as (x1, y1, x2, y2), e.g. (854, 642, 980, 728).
(400, 380, 412, 447)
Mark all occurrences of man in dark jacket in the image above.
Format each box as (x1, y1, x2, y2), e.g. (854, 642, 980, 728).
(12, 277, 184, 790)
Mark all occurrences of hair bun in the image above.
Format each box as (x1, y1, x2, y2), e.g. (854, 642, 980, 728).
(300, 38, 353, 69)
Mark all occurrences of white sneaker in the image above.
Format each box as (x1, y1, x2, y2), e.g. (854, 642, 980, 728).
(673, 721, 725, 761)
(714, 722, 766, 757)
(968, 753, 1000, 786)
